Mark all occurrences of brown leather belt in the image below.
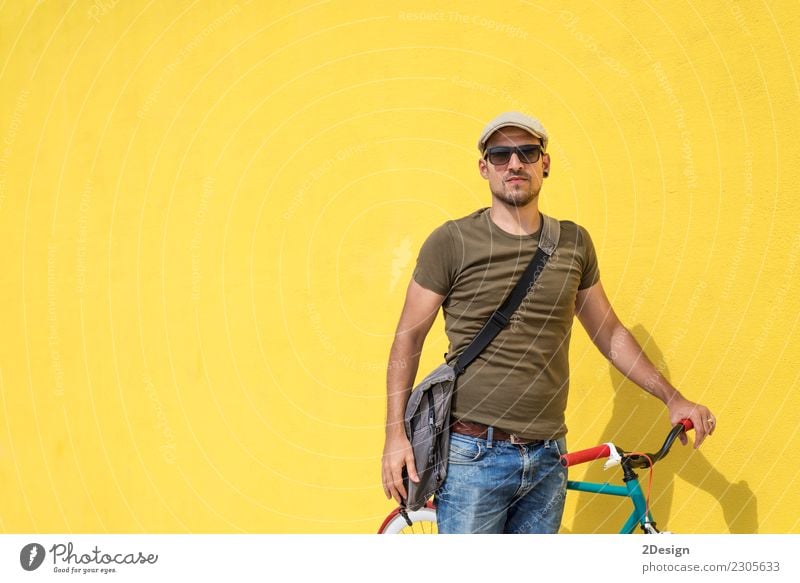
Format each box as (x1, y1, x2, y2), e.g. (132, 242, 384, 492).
(451, 419, 542, 445)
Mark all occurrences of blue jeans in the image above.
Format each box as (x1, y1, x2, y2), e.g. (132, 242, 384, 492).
(435, 431, 567, 534)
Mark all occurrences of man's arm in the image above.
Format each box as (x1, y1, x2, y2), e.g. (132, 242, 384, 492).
(382, 279, 446, 504)
(575, 281, 716, 448)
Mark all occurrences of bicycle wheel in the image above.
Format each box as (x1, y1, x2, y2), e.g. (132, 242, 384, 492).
(378, 505, 438, 534)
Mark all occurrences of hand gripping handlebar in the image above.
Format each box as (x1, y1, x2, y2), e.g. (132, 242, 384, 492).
(559, 419, 694, 469)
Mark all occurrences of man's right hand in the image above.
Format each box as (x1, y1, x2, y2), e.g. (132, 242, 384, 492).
(381, 433, 419, 504)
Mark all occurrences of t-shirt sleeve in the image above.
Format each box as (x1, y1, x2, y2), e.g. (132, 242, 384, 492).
(412, 222, 457, 296)
(577, 225, 600, 290)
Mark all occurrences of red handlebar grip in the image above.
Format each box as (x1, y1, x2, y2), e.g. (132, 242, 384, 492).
(679, 418, 694, 431)
(560, 444, 610, 468)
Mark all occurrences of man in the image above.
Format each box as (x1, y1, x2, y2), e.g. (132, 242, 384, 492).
(381, 111, 716, 534)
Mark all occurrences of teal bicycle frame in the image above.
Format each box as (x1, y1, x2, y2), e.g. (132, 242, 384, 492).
(566, 477, 654, 534)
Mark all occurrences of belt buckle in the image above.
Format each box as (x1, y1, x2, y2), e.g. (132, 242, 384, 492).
(509, 434, 529, 445)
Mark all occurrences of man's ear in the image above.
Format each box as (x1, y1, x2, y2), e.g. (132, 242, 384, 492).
(478, 157, 489, 179)
(542, 153, 551, 178)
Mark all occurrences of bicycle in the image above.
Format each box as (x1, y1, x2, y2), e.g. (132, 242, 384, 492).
(378, 419, 694, 534)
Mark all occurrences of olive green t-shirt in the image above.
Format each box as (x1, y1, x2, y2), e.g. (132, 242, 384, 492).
(412, 208, 600, 440)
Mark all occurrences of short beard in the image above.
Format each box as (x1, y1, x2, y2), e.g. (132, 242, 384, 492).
(491, 187, 537, 208)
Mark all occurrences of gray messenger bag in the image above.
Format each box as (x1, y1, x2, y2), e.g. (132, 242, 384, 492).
(401, 214, 561, 514)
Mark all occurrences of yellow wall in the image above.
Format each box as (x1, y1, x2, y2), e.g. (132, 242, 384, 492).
(1, 0, 798, 533)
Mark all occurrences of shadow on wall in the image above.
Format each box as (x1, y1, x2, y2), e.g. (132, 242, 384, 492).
(564, 325, 758, 534)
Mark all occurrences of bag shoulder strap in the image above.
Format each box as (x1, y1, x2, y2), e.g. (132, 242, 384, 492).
(452, 214, 560, 376)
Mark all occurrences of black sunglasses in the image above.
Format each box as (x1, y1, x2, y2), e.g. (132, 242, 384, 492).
(483, 144, 543, 166)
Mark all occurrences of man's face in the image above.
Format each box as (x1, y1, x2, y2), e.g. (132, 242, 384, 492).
(478, 126, 550, 208)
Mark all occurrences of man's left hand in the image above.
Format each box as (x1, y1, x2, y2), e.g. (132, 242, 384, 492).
(668, 396, 716, 448)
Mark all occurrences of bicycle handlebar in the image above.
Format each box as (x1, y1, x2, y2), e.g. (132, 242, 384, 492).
(560, 419, 694, 469)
